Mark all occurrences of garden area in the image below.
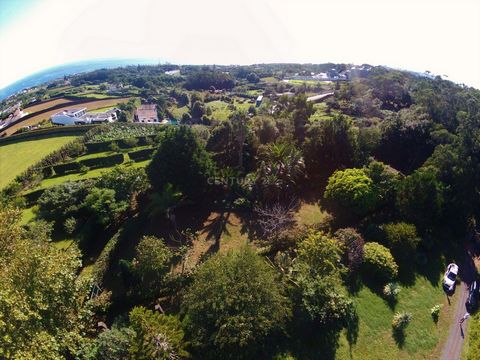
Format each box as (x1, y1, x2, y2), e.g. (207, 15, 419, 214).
(1, 64, 479, 360)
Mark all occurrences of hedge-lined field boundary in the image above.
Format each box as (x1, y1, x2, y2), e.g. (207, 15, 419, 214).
(128, 148, 155, 162)
(52, 153, 124, 175)
(85, 135, 156, 153)
(0, 125, 97, 145)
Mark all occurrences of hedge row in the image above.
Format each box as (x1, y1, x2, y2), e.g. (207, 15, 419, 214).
(0, 125, 96, 145)
(85, 135, 156, 153)
(24, 188, 46, 205)
(52, 153, 124, 175)
(128, 148, 155, 162)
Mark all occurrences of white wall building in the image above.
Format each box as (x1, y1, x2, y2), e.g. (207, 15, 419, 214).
(51, 108, 117, 126)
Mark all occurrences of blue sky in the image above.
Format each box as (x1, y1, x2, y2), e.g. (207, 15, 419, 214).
(1, 0, 479, 89)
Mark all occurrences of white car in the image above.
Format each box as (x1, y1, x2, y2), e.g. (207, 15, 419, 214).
(443, 263, 459, 292)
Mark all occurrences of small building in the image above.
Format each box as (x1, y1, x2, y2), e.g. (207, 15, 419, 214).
(256, 95, 263, 107)
(165, 69, 180, 76)
(84, 109, 118, 124)
(51, 108, 88, 125)
(134, 104, 159, 124)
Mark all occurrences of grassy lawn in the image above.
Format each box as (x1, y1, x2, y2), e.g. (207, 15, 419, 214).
(335, 275, 454, 360)
(206, 100, 232, 121)
(53, 238, 74, 250)
(181, 212, 252, 272)
(295, 202, 330, 228)
(20, 205, 38, 225)
(169, 105, 189, 120)
(206, 98, 254, 121)
(260, 76, 279, 83)
(0, 135, 78, 189)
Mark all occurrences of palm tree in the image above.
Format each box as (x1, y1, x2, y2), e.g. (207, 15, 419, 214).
(147, 183, 183, 229)
(256, 143, 305, 202)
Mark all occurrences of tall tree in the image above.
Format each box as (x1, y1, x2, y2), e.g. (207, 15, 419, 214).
(147, 126, 216, 202)
(303, 114, 359, 179)
(183, 247, 289, 358)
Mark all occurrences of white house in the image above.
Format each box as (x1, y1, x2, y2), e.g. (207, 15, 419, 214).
(51, 108, 88, 125)
(51, 108, 117, 126)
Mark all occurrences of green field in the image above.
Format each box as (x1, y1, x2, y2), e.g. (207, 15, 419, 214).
(169, 105, 189, 120)
(335, 276, 452, 360)
(0, 135, 78, 189)
(206, 100, 233, 121)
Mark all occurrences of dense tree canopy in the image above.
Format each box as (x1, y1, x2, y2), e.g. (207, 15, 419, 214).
(324, 168, 376, 217)
(147, 126, 216, 201)
(183, 247, 289, 359)
(0, 206, 88, 359)
(303, 114, 359, 179)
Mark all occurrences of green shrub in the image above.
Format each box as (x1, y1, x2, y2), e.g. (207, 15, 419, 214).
(431, 304, 442, 323)
(129, 307, 189, 359)
(82, 187, 128, 226)
(128, 148, 155, 162)
(363, 242, 398, 282)
(382, 222, 421, 262)
(63, 217, 77, 235)
(38, 181, 93, 218)
(383, 282, 401, 300)
(78, 153, 124, 169)
(42, 166, 54, 178)
(79, 165, 89, 174)
(120, 137, 138, 148)
(324, 168, 376, 217)
(392, 312, 412, 331)
(53, 161, 81, 176)
(183, 247, 289, 357)
(109, 141, 120, 152)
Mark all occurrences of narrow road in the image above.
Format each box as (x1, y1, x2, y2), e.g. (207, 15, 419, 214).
(440, 283, 468, 360)
(440, 251, 477, 360)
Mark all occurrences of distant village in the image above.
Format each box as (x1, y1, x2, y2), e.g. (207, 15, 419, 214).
(0, 64, 381, 135)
